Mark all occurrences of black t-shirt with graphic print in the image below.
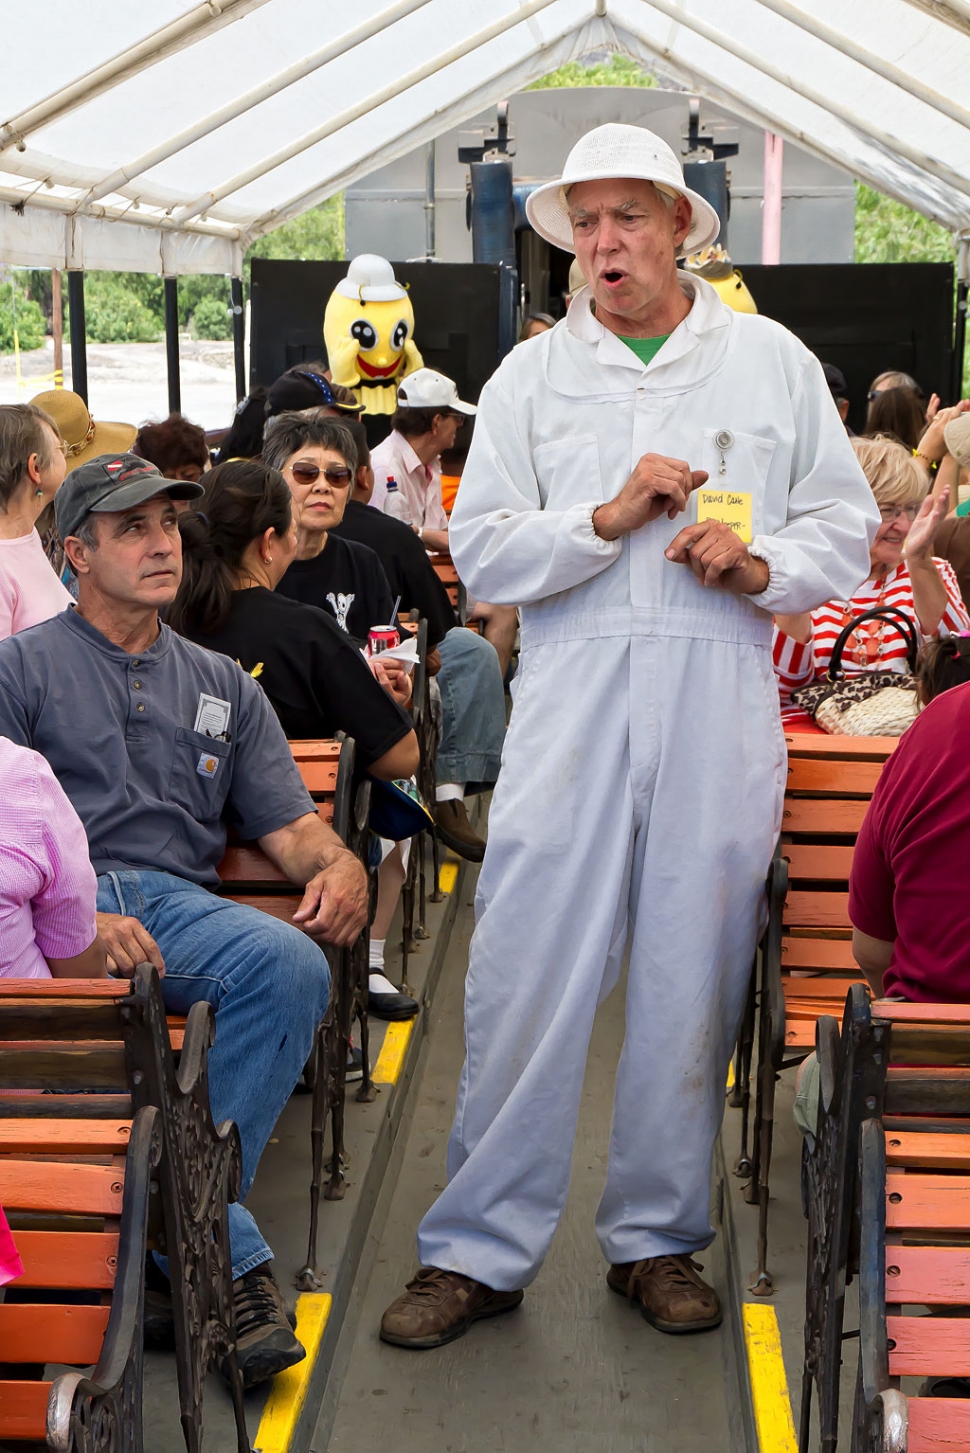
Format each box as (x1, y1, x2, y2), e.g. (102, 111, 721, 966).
(183, 586, 411, 767)
(277, 533, 395, 644)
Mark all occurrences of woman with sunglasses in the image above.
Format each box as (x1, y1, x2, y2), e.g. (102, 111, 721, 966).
(263, 412, 396, 643)
(773, 435, 968, 727)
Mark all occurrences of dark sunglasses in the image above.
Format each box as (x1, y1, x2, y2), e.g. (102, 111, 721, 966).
(289, 461, 352, 487)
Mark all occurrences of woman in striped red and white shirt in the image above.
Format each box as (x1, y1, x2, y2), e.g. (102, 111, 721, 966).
(773, 436, 969, 727)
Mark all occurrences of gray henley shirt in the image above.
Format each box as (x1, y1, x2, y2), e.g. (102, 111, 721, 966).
(0, 607, 315, 888)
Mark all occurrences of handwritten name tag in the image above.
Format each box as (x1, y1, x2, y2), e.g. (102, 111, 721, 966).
(696, 488, 753, 543)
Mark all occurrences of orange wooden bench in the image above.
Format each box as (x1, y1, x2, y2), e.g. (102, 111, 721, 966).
(216, 736, 375, 1289)
(0, 972, 247, 1453)
(802, 988, 970, 1452)
(0, 1104, 161, 1450)
(733, 732, 897, 1294)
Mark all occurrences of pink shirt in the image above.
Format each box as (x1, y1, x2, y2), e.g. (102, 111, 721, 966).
(0, 738, 98, 978)
(370, 430, 449, 533)
(0, 529, 73, 641)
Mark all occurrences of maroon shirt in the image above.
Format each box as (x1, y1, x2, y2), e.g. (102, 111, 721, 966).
(849, 681, 970, 1001)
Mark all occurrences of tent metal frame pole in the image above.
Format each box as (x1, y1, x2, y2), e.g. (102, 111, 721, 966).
(231, 276, 246, 402)
(164, 277, 181, 416)
(79, 0, 435, 208)
(0, 0, 267, 156)
(170, 0, 561, 224)
(617, 17, 959, 230)
(901, 0, 970, 41)
(955, 281, 968, 404)
(753, 0, 970, 135)
(67, 270, 87, 405)
(632, 0, 970, 203)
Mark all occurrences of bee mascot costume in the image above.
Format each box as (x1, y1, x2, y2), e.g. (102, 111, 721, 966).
(323, 254, 424, 415)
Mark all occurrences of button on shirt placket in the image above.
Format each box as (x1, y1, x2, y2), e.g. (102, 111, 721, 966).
(128, 659, 148, 737)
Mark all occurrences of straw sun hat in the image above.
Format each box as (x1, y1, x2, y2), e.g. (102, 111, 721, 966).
(526, 122, 720, 258)
(29, 390, 136, 472)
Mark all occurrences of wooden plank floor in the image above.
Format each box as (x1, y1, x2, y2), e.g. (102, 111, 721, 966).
(326, 945, 734, 1453)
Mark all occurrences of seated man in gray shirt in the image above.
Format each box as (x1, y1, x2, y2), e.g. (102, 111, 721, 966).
(0, 454, 368, 1388)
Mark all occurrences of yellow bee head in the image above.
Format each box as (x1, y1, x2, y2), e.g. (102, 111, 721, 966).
(324, 254, 416, 381)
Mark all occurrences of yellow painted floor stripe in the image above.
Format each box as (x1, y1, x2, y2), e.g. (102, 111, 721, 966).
(372, 1019, 413, 1084)
(743, 1303, 797, 1453)
(253, 1292, 331, 1453)
(439, 860, 459, 895)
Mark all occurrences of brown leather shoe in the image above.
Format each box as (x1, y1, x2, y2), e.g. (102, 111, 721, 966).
(380, 1267, 523, 1348)
(607, 1255, 722, 1333)
(433, 799, 486, 862)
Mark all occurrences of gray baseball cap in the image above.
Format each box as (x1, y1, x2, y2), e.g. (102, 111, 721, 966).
(55, 452, 204, 541)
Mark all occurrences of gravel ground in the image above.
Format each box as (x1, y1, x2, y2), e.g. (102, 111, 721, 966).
(0, 338, 239, 432)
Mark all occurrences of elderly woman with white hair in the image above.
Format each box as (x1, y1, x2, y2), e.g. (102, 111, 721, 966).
(774, 435, 968, 727)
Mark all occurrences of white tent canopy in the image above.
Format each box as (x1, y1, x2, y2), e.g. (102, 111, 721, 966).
(2, 0, 969, 277)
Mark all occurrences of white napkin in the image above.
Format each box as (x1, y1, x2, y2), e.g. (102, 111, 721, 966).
(365, 635, 421, 673)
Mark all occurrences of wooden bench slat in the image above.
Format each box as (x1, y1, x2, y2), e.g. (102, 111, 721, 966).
(886, 1172, 970, 1230)
(783, 890, 851, 929)
(220, 895, 302, 924)
(885, 1067, 970, 1117)
(0, 1120, 132, 1154)
(783, 975, 864, 999)
(887, 1314, 970, 1376)
(0, 1381, 52, 1440)
(0, 1303, 110, 1365)
(217, 846, 289, 883)
(0, 1094, 132, 1119)
(786, 757, 883, 795)
(887, 1246, 970, 1303)
(781, 799, 869, 834)
(0, 1044, 128, 1091)
(0, 981, 131, 998)
(782, 844, 855, 880)
(13, 1230, 120, 1289)
(888, 1025, 970, 1067)
(295, 763, 339, 792)
(875, 1003, 970, 1024)
(288, 740, 342, 761)
(781, 939, 859, 971)
(784, 734, 897, 760)
(0, 1160, 124, 1216)
(885, 1132, 970, 1170)
(907, 1399, 970, 1451)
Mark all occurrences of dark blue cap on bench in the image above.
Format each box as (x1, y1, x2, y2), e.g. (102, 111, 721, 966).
(55, 452, 204, 541)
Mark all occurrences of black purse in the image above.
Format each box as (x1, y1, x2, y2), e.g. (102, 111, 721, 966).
(790, 607, 920, 736)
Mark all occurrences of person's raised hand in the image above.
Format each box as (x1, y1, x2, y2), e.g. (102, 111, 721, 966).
(665, 520, 769, 594)
(905, 488, 949, 561)
(291, 851, 369, 946)
(926, 393, 941, 425)
(95, 910, 166, 978)
(918, 399, 970, 465)
(593, 454, 708, 541)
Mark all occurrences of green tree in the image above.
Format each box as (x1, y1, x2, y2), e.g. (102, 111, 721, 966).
(76, 272, 162, 343)
(0, 268, 47, 352)
(245, 195, 345, 268)
(528, 53, 656, 89)
(854, 183, 967, 394)
(190, 295, 234, 340)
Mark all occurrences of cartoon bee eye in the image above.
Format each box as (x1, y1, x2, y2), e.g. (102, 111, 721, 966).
(350, 319, 377, 350)
(392, 319, 410, 350)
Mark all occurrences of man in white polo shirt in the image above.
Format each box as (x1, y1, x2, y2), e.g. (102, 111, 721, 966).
(370, 368, 474, 551)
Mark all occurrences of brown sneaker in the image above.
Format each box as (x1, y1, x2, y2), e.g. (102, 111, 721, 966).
(380, 1267, 523, 1349)
(607, 1255, 722, 1334)
(433, 799, 486, 862)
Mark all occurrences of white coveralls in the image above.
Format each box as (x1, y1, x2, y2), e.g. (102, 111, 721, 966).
(419, 275, 878, 1292)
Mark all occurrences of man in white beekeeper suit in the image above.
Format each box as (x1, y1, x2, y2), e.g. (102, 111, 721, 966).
(380, 123, 878, 1348)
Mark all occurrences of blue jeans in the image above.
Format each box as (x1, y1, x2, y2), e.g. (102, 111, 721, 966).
(98, 870, 330, 1279)
(436, 627, 506, 790)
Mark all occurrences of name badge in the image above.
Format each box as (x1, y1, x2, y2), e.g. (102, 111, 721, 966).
(194, 693, 231, 740)
(197, 753, 221, 779)
(696, 488, 753, 544)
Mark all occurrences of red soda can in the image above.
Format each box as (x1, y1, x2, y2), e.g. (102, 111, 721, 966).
(368, 624, 400, 655)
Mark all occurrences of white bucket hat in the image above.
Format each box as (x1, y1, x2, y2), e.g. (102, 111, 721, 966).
(526, 122, 720, 258)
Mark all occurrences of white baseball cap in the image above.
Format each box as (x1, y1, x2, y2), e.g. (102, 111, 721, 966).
(526, 122, 720, 258)
(397, 367, 476, 416)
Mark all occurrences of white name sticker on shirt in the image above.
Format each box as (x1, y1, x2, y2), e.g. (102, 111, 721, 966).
(197, 753, 221, 779)
(696, 488, 753, 544)
(194, 693, 231, 740)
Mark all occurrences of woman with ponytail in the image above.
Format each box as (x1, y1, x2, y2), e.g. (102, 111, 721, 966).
(170, 460, 418, 784)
